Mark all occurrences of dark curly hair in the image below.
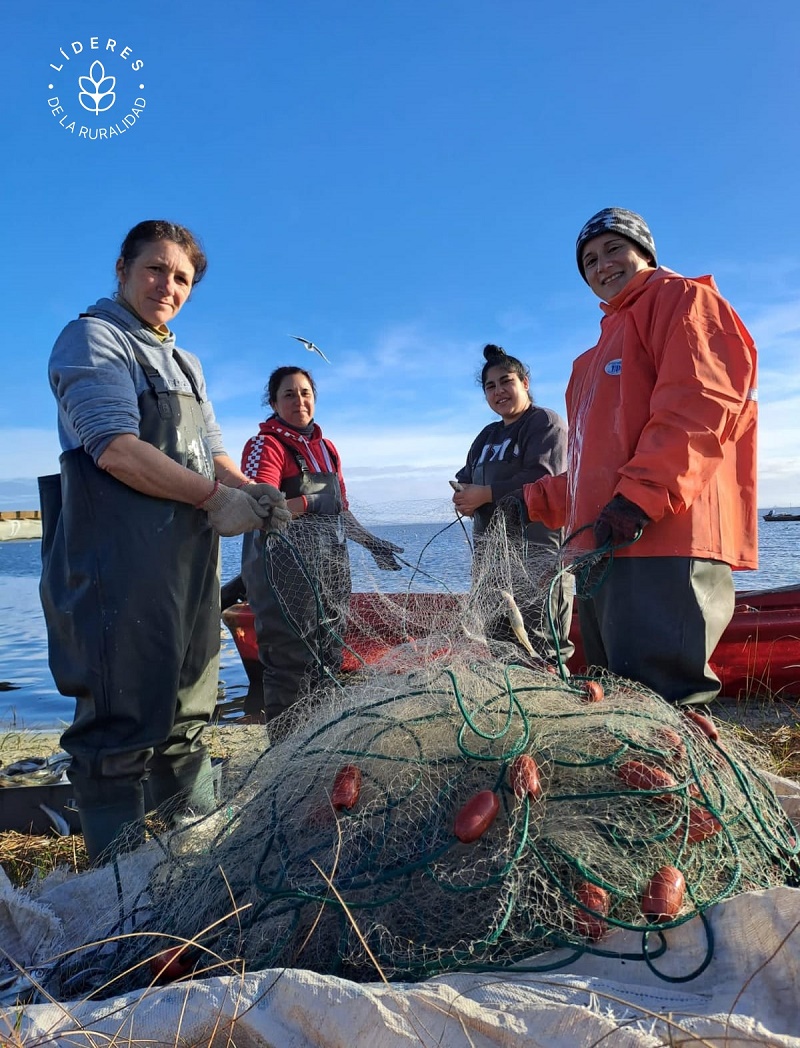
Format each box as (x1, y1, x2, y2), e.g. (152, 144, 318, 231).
(478, 343, 530, 388)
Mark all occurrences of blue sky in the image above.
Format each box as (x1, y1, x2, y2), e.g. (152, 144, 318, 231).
(2, 0, 800, 516)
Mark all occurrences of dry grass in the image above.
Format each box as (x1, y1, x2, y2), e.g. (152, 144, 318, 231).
(0, 725, 248, 888)
(1, 830, 88, 885)
(710, 695, 800, 779)
(738, 721, 800, 779)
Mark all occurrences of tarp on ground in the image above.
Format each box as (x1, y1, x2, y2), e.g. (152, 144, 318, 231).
(2, 774, 800, 1047)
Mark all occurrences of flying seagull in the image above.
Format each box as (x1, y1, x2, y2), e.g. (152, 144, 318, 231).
(289, 334, 331, 364)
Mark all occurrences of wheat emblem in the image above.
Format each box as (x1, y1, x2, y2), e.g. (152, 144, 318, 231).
(78, 60, 116, 114)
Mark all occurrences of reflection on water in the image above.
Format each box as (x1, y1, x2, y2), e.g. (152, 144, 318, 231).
(0, 517, 797, 729)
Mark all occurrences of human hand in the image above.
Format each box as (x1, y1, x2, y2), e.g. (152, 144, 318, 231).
(593, 495, 650, 547)
(200, 483, 266, 537)
(453, 484, 492, 517)
(365, 537, 404, 571)
(243, 482, 284, 507)
(240, 482, 292, 532)
(259, 499, 292, 532)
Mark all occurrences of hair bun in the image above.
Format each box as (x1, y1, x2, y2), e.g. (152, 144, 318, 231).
(482, 343, 507, 364)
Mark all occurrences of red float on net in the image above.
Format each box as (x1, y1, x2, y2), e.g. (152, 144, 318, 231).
(574, 882, 610, 942)
(454, 790, 500, 843)
(331, 764, 362, 810)
(508, 754, 542, 800)
(641, 866, 686, 924)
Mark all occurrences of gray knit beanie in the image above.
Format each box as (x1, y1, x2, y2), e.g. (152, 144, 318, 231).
(576, 208, 657, 281)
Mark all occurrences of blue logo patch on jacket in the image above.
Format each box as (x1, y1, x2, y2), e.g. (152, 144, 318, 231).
(604, 359, 622, 376)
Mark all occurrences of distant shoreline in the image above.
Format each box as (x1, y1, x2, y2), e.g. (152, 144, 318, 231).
(0, 510, 42, 541)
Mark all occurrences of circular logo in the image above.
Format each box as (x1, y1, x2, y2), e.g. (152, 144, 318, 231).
(46, 36, 146, 140)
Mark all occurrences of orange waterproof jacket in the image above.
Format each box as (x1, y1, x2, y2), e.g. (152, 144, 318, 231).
(524, 267, 758, 568)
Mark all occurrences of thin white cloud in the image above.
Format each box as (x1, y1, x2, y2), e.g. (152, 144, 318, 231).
(749, 303, 800, 357)
(744, 291, 800, 503)
(328, 325, 478, 385)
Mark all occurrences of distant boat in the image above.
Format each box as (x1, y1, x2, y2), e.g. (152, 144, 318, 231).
(763, 509, 800, 522)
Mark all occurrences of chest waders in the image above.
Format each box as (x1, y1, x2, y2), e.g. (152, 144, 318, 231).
(39, 350, 220, 862)
(470, 441, 574, 665)
(240, 439, 351, 721)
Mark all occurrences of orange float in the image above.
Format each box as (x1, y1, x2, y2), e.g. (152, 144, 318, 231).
(580, 680, 604, 703)
(653, 726, 687, 758)
(508, 754, 541, 800)
(641, 866, 685, 923)
(149, 944, 197, 983)
(616, 760, 677, 801)
(682, 709, 719, 742)
(574, 882, 610, 941)
(454, 790, 500, 843)
(331, 764, 362, 810)
(685, 805, 722, 843)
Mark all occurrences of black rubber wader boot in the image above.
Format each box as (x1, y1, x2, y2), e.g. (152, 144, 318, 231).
(145, 750, 217, 825)
(76, 779, 147, 865)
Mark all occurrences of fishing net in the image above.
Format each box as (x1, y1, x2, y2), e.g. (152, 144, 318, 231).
(39, 499, 799, 998)
(232, 495, 573, 716)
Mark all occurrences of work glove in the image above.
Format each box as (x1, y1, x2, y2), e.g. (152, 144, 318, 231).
(364, 536, 404, 571)
(593, 494, 650, 548)
(243, 481, 284, 506)
(199, 483, 267, 537)
(240, 482, 292, 531)
(261, 500, 293, 531)
(304, 490, 342, 516)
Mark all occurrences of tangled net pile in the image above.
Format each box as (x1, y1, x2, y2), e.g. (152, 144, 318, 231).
(47, 504, 799, 996)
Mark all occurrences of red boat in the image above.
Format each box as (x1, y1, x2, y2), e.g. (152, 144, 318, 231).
(222, 584, 800, 701)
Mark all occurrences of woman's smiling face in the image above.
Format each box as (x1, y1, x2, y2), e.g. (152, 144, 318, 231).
(580, 233, 653, 301)
(483, 366, 530, 423)
(272, 372, 316, 427)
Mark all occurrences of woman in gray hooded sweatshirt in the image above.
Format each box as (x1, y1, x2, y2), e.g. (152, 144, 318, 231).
(40, 220, 290, 862)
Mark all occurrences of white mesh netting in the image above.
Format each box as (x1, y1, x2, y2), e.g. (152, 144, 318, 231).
(33, 500, 798, 1001)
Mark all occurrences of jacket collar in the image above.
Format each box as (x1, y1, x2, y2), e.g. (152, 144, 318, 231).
(82, 297, 176, 349)
(599, 266, 719, 315)
(259, 416, 324, 445)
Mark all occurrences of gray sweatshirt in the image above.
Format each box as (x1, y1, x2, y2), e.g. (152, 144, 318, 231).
(48, 297, 226, 462)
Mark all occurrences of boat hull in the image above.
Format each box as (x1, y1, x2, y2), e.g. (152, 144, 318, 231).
(222, 585, 800, 700)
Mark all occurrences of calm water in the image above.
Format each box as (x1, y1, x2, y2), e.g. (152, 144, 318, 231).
(1, 517, 798, 729)
(0, 520, 473, 729)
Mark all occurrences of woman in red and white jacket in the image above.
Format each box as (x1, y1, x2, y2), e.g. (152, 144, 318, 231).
(239, 365, 403, 723)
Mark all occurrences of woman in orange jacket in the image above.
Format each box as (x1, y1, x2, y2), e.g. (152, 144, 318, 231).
(524, 208, 758, 705)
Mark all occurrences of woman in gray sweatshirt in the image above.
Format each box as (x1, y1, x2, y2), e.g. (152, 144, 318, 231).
(40, 219, 289, 862)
